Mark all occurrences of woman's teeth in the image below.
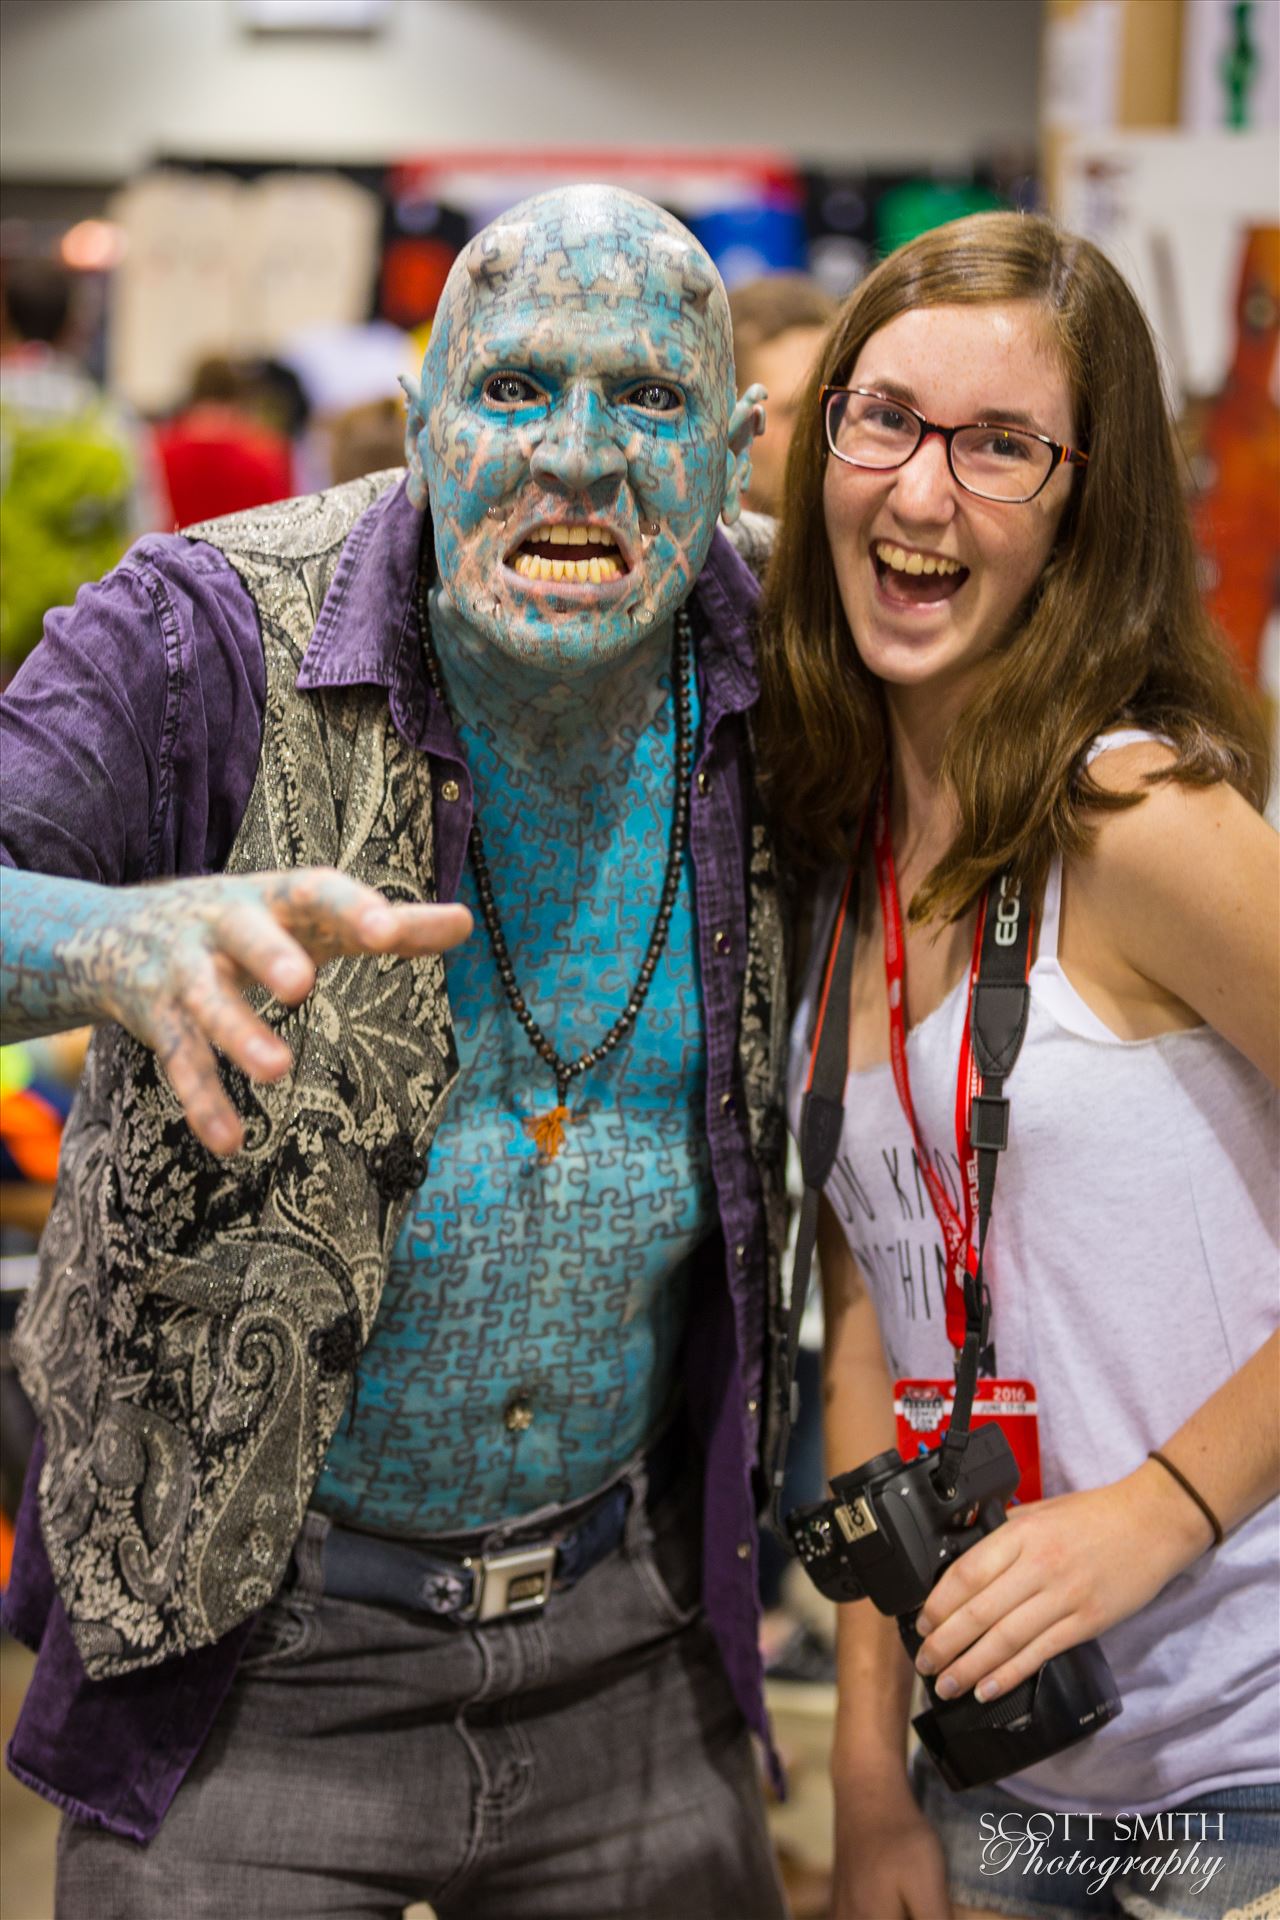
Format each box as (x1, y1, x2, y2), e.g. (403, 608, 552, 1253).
(874, 540, 963, 578)
(513, 522, 625, 583)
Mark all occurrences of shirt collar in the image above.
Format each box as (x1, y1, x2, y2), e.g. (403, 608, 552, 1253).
(295, 475, 761, 734)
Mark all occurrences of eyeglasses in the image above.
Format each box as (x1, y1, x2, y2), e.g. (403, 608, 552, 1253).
(822, 386, 1089, 504)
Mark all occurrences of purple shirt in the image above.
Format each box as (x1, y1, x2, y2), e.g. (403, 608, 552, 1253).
(0, 477, 780, 1838)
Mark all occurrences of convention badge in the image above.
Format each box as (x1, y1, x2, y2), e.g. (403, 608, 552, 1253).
(894, 1377, 1043, 1503)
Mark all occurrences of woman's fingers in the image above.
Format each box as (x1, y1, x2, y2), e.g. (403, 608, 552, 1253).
(922, 1584, 1062, 1700)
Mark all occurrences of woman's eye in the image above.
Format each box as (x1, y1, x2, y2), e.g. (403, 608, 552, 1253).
(985, 432, 1033, 461)
(620, 382, 683, 414)
(482, 374, 545, 408)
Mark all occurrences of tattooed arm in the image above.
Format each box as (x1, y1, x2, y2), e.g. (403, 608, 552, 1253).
(0, 865, 470, 1153)
(1, 546, 469, 1154)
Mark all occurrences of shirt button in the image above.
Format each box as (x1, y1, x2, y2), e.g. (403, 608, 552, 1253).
(720, 1090, 736, 1115)
(503, 1393, 534, 1433)
(735, 1243, 747, 1267)
(697, 769, 713, 795)
(736, 1541, 752, 1561)
(440, 778, 461, 803)
(713, 929, 731, 956)
(746, 1398, 759, 1416)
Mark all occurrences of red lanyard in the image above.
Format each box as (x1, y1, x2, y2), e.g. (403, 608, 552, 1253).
(871, 780, 986, 1352)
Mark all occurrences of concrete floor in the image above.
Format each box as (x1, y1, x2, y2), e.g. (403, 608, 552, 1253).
(0, 1637, 835, 1920)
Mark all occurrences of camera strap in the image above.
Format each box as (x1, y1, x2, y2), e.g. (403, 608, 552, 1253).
(769, 798, 1034, 1526)
(768, 861, 861, 1529)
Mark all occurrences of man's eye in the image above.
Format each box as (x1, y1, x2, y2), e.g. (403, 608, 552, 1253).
(620, 382, 683, 415)
(482, 374, 545, 408)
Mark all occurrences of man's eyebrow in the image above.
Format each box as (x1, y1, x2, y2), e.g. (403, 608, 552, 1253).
(854, 377, 1050, 433)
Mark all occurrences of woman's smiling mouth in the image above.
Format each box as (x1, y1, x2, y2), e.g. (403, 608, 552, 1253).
(508, 521, 630, 584)
(872, 538, 969, 606)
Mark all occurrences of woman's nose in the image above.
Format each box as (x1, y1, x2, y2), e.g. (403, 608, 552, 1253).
(529, 387, 628, 493)
(890, 429, 958, 522)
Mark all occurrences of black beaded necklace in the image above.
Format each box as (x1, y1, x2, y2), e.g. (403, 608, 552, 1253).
(415, 568, 694, 1162)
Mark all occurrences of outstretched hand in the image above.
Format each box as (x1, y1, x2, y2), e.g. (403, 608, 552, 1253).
(912, 1466, 1212, 1707)
(67, 868, 472, 1154)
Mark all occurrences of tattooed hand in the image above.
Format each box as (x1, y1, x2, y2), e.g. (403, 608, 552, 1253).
(0, 866, 472, 1154)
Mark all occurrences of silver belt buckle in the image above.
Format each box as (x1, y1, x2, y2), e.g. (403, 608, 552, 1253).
(462, 1542, 558, 1622)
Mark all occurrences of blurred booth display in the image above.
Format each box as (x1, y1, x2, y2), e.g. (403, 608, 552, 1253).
(1056, 131, 1278, 690)
(1182, 0, 1280, 129)
(107, 168, 381, 414)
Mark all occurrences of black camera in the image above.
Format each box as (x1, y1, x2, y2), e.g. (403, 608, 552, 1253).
(786, 1424, 1122, 1790)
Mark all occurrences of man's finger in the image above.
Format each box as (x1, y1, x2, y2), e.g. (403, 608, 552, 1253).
(179, 959, 293, 1082)
(213, 901, 318, 1004)
(150, 1004, 245, 1155)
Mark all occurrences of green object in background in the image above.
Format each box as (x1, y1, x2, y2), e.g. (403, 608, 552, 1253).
(873, 181, 1005, 259)
(0, 403, 134, 676)
(1222, 0, 1259, 128)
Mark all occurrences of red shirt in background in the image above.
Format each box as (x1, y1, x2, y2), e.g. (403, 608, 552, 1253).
(154, 404, 293, 529)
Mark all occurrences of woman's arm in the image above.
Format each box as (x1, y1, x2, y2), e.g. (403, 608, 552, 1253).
(820, 1198, 953, 1920)
(1062, 745, 1280, 1083)
(912, 1330, 1278, 1706)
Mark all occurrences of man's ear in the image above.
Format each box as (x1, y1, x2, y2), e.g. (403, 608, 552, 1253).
(721, 383, 767, 526)
(401, 374, 429, 510)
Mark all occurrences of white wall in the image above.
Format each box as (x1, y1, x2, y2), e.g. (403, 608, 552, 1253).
(0, 0, 1043, 178)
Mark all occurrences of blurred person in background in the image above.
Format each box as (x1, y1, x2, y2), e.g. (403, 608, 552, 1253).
(729, 273, 836, 517)
(279, 317, 414, 491)
(0, 260, 159, 682)
(0, 185, 794, 1920)
(153, 354, 294, 528)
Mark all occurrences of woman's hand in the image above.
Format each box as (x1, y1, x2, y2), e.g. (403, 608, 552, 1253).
(912, 1461, 1212, 1706)
(831, 1760, 953, 1920)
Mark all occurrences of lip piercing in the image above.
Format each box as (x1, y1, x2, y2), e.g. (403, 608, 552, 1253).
(641, 519, 660, 539)
(486, 506, 508, 523)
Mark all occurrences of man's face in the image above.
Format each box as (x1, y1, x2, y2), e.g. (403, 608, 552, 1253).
(407, 188, 741, 672)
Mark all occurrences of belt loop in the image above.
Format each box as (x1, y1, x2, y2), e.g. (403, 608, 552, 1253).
(621, 1450, 652, 1557)
(293, 1509, 332, 1607)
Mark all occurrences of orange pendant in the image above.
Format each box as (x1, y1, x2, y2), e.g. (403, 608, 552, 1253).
(527, 1104, 573, 1162)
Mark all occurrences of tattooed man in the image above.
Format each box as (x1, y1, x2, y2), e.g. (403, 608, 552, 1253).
(0, 187, 791, 1918)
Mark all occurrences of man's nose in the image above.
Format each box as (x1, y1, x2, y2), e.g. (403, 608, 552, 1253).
(529, 387, 628, 493)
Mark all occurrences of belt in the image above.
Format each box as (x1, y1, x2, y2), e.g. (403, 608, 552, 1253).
(319, 1421, 685, 1626)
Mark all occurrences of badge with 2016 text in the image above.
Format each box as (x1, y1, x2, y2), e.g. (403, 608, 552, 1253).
(893, 1378, 1043, 1503)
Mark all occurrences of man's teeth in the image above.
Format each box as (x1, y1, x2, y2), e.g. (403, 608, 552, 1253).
(514, 552, 624, 582)
(874, 541, 963, 577)
(513, 522, 625, 583)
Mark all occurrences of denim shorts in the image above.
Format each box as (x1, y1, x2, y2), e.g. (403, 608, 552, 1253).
(913, 1757, 1280, 1920)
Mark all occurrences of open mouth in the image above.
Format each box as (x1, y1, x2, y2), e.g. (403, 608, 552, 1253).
(872, 539, 969, 605)
(508, 521, 630, 585)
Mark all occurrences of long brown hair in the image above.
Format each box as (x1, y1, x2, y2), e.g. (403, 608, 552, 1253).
(756, 212, 1270, 923)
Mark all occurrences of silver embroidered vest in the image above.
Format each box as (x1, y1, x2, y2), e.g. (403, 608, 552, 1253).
(13, 483, 789, 1681)
(14, 474, 458, 1677)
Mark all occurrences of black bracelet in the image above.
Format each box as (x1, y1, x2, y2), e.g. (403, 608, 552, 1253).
(1148, 1450, 1225, 1548)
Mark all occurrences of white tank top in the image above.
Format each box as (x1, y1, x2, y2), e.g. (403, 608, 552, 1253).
(787, 735, 1280, 1814)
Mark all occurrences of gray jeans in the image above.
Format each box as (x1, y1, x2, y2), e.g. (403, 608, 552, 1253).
(56, 1465, 786, 1920)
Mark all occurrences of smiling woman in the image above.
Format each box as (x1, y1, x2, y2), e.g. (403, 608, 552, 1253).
(757, 212, 1279, 1920)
